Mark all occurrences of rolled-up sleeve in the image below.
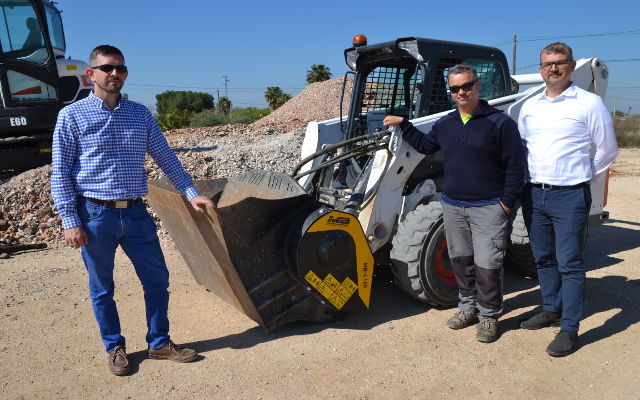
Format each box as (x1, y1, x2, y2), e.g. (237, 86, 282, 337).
(145, 111, 200, 200)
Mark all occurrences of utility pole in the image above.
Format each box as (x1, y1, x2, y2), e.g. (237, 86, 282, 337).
(222, 75, 229, 98)
(512, 34, 517, 76)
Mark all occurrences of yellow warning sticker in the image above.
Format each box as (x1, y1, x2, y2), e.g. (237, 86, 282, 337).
(304, 270, 359, 310)
(66, 64, 78, 70)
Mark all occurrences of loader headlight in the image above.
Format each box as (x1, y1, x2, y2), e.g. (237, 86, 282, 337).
(345, 49, 359, 71)
(398, 39, 423, 62)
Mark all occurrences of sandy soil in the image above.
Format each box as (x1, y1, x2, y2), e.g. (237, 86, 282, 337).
(1, 149, 639, 400)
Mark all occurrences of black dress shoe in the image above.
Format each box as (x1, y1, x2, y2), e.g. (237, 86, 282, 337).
(547, 330, 579, 357)
(520, 311, 561, 330)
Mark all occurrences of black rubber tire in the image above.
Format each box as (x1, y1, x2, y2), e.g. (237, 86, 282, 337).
(390, 202, 458, 306)
(505, 203, 537, 277)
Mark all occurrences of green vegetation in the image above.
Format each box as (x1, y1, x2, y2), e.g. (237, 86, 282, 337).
(217, 96, 232, 116)
(306, 64, 332, 84)
(189, 107, 270, 127)
(614, 116, 640, 148)
(156, 91, 214, 115)
(157, 108, 191, 131)
(264, 87, 291, 110)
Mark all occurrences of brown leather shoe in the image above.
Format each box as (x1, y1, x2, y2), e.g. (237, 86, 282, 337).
(148, 341, 198, 363)
(107, 346, 130, 376)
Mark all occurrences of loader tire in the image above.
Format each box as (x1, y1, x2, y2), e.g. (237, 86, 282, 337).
(390, 202, 458, 306)
(505, 203, 537, 277)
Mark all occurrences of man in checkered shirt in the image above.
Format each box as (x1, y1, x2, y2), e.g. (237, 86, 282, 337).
(51, 45, 213, 376)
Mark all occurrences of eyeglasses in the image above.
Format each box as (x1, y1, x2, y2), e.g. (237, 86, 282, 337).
(90, 64, 128, 73)
(540, 60, 572, 70)
(449, 79, 477, 94)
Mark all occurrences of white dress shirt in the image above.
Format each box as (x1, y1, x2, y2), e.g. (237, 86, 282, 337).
(518, 83, 618, 185)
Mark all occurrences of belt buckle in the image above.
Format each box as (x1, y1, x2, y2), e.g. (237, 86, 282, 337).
(114, 200, 129, 208)
(541, 183, 552, 190)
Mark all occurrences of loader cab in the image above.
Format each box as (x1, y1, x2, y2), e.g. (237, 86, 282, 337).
(342, 37, 513, 140)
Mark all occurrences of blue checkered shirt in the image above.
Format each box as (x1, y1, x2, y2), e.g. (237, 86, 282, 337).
(51, 92, 200, 229)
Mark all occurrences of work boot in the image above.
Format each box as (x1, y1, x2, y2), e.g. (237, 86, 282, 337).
(476, 318, 499, 343)
(107, 346, 130, 376)
(520, 311, 561, 330)
(546, 330, 580, 357)
(447, 309, 479, 330)
(148, 341, 199, 363)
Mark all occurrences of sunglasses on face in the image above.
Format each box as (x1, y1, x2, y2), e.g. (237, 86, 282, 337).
(540, 59, 572, 70)
(449, 79, 476, 94)
(90, 64, 128, 73)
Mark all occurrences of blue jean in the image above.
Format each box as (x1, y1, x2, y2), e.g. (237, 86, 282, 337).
(522, 184, 591, 332)
(78, 198, 170, 352)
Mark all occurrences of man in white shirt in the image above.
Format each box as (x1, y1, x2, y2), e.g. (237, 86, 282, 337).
(518, 42, 618, 357)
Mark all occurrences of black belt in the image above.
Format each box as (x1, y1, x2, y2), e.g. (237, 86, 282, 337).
(531, 182, 588, 190)
(79, 196, 142, 208)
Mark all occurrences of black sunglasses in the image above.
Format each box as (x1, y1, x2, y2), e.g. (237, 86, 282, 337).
(449, 79, 477, 94)
(90, 64, 128, 73)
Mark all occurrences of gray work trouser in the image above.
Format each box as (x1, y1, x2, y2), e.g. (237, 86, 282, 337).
(441, 201, 508, 319)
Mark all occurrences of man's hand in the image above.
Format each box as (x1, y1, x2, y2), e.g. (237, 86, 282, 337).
(500, 202, 511, 215)
(190, 195, 214, 213)
(383, 115, 404, 126)
(64, 226, 88, 249)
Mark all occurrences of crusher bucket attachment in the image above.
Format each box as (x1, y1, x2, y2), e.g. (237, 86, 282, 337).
(147, 169, 374, 331)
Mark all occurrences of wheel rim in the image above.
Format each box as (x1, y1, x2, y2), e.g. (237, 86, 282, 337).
(434, 237, 456, 286)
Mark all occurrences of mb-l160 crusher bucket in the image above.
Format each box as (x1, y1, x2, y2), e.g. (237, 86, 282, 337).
(147, 169, 374, 331)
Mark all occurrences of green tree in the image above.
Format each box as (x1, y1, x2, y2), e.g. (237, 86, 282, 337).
(155, 91, 214, 115)
(189, 109, 227, 127)
(157, 107, 191, 131)
(217, 96, 232, 116)
(264, 87, 291, 110)
(306, 64, 332, 84)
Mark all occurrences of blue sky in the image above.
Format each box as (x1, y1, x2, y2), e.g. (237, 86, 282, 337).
(59, 0, 639, 114)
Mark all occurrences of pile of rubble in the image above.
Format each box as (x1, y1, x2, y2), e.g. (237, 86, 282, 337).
(252, 77, 353, 129)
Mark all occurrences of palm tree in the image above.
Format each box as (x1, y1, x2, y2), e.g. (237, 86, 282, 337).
(264, 87, 291, 110)
(217, 96, 231, 115)
(306, 64, 332, 84)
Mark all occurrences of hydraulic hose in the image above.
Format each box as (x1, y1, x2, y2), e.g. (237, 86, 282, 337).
(290, 130, 391, 178)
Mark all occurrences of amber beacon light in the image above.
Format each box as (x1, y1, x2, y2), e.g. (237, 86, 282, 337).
(352, 34, 367, 47)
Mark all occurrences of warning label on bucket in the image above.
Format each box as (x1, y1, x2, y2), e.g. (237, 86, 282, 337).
(305, 271, 357, 310)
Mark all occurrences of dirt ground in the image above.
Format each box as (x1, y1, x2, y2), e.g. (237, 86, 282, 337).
(1, 149, 639, 400)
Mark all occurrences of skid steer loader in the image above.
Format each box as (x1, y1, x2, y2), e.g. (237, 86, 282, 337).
(147, 36, 612, 331)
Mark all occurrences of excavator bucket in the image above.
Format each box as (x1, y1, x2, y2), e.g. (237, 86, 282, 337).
(147, 170, 374, 331)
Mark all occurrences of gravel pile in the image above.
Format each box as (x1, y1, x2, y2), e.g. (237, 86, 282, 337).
(0, 126, 305, 250)
(252, 77, 353, 129)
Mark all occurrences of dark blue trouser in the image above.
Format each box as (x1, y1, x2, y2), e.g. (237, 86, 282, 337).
(78, 198, 170, 352)
(522, 184, 591, 332)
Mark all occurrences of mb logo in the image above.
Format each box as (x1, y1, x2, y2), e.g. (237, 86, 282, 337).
(327, 216, 350, 225)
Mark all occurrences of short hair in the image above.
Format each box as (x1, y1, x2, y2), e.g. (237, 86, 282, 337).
(540, 42, 573, 61)
(448, 63, 478, 81)
(89, 45, 125, 66)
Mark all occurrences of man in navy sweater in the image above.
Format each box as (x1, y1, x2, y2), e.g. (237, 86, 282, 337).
(383, 64, 526, 343)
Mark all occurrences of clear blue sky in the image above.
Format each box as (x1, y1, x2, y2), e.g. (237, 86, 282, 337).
(59, 0, 640, 115)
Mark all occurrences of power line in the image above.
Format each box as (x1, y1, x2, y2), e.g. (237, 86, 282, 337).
(492, 29, 640, 47)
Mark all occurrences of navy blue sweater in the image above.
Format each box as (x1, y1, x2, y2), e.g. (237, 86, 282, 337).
(399, 100, 526, 209)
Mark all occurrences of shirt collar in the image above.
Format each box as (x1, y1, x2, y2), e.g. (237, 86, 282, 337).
(538, 82, 577, 102)
(88, 90, 125, 110)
